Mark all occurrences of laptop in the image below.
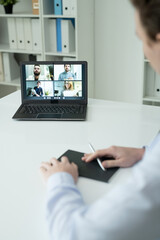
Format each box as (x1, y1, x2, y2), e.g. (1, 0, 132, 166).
(12, 61, 88, 121)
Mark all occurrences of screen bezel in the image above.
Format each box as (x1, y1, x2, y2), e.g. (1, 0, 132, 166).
(21, 61, 88, 105)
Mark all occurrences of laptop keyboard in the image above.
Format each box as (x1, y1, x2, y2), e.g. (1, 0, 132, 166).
(20, 105, 85, 114)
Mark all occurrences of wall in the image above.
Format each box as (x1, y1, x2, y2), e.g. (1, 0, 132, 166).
(94, 0, 144, 104)
(77, 0, 95, 98)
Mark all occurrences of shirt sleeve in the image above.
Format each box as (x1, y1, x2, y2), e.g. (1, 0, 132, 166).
(46, 172, 86, 240)
(58, 74, 62, 80)
(46, 143, 160, 240)
(70, 73, 75, 80)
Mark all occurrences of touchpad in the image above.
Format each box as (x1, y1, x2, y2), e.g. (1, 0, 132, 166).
(37, 113, 62, 118)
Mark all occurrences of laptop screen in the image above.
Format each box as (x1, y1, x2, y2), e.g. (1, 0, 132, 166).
(21, 61, 87, 102)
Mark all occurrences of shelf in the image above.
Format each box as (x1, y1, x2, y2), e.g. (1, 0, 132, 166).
(143, 96, 160, 103)
(43, 15, 76, 19)
(0, 13, 39, 18)
(0, 78, 20, 87)
(45, 51, 76, 57)
(0, 0, 94, 97)
(0, 44, 42, 54)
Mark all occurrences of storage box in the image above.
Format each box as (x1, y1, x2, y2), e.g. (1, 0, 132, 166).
(32, 0, 39, 15)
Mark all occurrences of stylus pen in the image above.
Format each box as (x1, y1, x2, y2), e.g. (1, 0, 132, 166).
(88, 143, 106, 171)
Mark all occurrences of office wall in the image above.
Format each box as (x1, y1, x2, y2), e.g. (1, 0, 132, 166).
(94, 0, 144, 104)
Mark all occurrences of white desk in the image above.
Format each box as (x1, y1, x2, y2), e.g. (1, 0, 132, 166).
(0, 91, 160, 240)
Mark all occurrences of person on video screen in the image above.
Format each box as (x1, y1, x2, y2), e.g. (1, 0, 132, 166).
(58, 64, 75, 80)
(34, 81, 43, 97)
(62, 81, 78, 97)
(27, 64, 49, 81)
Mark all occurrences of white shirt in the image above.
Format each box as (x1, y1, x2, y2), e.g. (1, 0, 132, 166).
(26, 75, 50, 80)
(63, 90, 78, 97)
(46, 134, 160, 240)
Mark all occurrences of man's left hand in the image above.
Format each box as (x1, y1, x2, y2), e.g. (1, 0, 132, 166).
(40, 156, 78, 184)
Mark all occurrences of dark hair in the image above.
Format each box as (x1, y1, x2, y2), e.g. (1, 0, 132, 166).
(34, 64, 40, 67)
(131, 0, 160, 41)
(37, 81, 41, 84)
(64, 64, 71, 68)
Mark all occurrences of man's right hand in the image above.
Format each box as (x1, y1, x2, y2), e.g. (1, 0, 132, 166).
(82, 146, 145, 168)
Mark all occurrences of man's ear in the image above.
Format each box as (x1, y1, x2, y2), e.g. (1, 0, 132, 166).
(156, 33, 160, 42)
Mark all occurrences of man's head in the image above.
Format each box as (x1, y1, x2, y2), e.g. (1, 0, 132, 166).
(37, 81, 41, 87)
(64, 64, 71, 72)
(34, 64, 41, 76)
(131, 0, 160, 73)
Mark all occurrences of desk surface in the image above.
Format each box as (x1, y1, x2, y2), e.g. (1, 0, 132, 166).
(0, 91, 160, 240)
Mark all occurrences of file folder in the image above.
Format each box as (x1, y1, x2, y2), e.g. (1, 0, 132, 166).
(56, 18, 62, 52)
(7, 18, 17, 49)
(0, 53, 4, 82)
(63, 0, 76, 16)
(24, 18, 33, 51)
(155, 72, 160, 97)
(61, 19, 75, 53)
(46, 19, 57, 52)
(70, 0, 76, 16)
(58, 150, 119, 183)
(54, 0, 62, 15)
(16, 18, 25, 49)
(31, 19, 42, 51)
(63, 0, 70, 15)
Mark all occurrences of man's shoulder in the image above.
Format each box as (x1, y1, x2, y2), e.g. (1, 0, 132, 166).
(60, 72, 65, 76)
(58, 72, 65, 80)
(39, 75, 48, 80)
(27, 75, 34, 80)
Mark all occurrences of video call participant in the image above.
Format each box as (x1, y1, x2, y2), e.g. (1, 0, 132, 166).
(58, 64, 75, 80)
(34, 81, 43, 97)
(62, 81, 78, 97)
(27, 64, 48, 81)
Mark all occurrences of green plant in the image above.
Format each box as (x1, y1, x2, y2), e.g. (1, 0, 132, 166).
(45, 90, 50, 96)
(0, 0, 18, 6)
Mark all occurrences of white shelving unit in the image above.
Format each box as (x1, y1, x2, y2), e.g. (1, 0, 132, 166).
(143, 59, 160, 106)
(0, 0, 94, 97)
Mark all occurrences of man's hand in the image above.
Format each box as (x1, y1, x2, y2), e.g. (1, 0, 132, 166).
(40, 156, 78, 184)
(82, 146, 145, 168)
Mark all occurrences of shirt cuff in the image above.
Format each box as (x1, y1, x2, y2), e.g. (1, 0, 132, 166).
(142, 145, 149, 152)
(47, 172, 75, 192)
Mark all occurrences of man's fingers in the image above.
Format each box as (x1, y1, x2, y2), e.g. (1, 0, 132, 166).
(82, 153, 91, 161)
(39, 166, 47, 173)
(61, 156, 69, 163)
(82, 152, 99, 162)
(83, 147, 116, 163)
(102, 159, 121, 168)
(50, 157, 58, 166)
(72, 162, 78, 169)
(40, 162, 51, 170)
(83, 149, 111, 163)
